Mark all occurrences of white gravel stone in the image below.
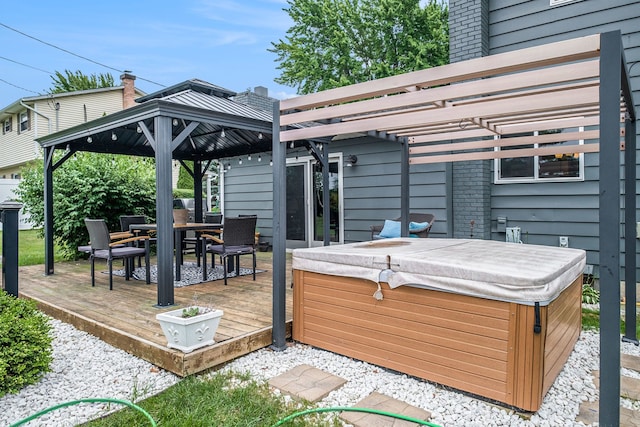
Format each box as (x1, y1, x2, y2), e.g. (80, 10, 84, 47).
(2, 317, 639, 427)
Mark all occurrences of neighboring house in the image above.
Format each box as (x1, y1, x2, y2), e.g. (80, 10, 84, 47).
(0, 73, 143, 229)
(219, 0, 639, 277)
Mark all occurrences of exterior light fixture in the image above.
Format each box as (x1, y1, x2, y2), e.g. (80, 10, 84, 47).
(346, 155, 358, 167)
(247, 154, 252, 161)
(258, 132, 263, 140)
(221, 129, 226, 138)
(258, 154, 262, 162)
(86, 136, 92, 143)
(227, 162, 231, 171)
(172, 118, 178, 126)
(289, 141, 295, 149)
(238, 158, 243, 165)
(136, 126, 142, 134)
(269, 158, 273, 166)
(111, 132, 117, 141)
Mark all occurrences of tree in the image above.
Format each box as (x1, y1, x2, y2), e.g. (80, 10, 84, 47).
(270, 0, 449, 94)
(49, 70, 115, 93)
(14, 153, 157, 259)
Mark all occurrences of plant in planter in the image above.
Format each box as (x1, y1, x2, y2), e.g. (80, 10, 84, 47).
(156, 302, 223, 353)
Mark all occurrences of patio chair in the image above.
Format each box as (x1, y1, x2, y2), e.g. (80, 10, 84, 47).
(183, 213, 223, 265)
(120, 214, 155, 267)
(200, 216, 257, 286)
(84, 218, 151, 290)
(370, 213, 435, 240)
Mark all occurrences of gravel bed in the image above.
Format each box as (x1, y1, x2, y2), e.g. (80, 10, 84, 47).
(2, 317, 639, 426)
(0, 318, 180, 427)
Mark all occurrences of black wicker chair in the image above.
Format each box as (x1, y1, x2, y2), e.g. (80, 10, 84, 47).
(84, 218, 150, 290)
(200, 216, 256, 285)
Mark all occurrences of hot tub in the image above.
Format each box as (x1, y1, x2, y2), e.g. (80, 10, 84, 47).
(292, 238, 585, 411)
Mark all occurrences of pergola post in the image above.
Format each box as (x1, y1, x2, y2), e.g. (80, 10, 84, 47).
(598, 30, 622, 426)
(623, 113, 638, 344)
(155, 116, 175, 306)
(43, 146, 55, 275)
(271, 101, 287, 350)
(400, 137, 410, 236)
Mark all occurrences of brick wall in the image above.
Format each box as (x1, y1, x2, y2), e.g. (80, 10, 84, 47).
(449, 0, 491, 239)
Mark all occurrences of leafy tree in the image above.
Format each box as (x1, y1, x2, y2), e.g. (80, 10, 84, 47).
(14, 153, 157, 259)
(50, 69, 115, 93)
(270, 0, 449, 94)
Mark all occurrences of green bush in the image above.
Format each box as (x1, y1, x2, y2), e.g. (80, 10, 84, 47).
(14, 153, 157, 259)
(0, 291, 53, 396)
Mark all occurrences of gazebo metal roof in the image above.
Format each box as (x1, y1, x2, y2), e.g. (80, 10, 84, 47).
(37, 79, 274, 161)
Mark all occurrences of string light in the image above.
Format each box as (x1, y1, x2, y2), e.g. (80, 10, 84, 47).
(247, 154, 252, 161)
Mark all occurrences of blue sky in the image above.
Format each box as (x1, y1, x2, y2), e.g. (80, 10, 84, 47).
(0, 0, 297, 108)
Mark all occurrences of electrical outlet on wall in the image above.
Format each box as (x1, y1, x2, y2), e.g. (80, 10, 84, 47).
(559, 236, 569, 247)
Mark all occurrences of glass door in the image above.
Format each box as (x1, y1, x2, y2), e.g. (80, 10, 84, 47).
(312, 161, 341, 245)
(286, 156, 343, 249)
(286, 163, 309, 248)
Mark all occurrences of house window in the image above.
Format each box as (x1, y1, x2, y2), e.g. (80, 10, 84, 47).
(495, 128, 584, 183)
(19, 111, 29, 132)
(550, 0, 583, 6)
(3, 118, 11, 134)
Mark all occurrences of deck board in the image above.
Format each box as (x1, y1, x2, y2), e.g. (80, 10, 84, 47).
(14, 251, 293, 376)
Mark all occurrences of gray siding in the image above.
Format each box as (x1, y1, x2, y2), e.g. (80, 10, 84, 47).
(332, 137, 449, 243)
(487, 0, 640, 273)
(221, 136, 449, 245)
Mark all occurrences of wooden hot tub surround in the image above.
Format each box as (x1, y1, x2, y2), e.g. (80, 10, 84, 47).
(292, 239, 585, 412)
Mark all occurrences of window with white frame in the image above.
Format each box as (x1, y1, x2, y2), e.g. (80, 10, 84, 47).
(2, 117, 11, 134)
(550, 0, 583, 6)
(19, 111, 29, 132)
(495, 127, 584, 183)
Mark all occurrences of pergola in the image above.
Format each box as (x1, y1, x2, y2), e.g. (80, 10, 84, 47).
(272, 31, 637, 425)
(37, 79, 274, 307)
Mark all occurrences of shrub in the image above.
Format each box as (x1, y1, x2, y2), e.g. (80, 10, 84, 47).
(0, 291, 53, 396)
(14, 153, 157, 259)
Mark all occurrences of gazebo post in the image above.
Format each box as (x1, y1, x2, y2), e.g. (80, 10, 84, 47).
(271, 100, 287, 351)
(194, 160, 203, 223)
(598, 30, 622, 426)
(155, 116, 175, 307)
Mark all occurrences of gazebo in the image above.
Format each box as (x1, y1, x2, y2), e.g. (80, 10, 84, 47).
(37, 79, 273, 307)
(272, 31, 637, 425)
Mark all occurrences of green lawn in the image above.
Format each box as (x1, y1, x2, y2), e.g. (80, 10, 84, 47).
(82, 372, 340, 427)
(0, 229, 66, 267)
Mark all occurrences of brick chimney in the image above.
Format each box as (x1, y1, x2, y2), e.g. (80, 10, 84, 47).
(120, 72, 136, 109)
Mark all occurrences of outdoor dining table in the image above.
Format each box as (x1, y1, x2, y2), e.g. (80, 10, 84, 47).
(129, 222, 222, 281)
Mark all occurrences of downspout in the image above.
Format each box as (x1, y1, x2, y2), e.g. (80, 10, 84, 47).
(20, 101, 52, 158)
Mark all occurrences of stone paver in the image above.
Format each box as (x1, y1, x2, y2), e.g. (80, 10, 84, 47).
(268, 364, 346, 402)
(593, 370, 640, 401)
(340, 392, 432, 427)
(576, 401, 640, 426)
(577, 356, 640, 425)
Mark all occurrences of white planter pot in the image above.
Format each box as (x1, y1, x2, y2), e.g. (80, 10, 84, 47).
(156, 306, 223, 353)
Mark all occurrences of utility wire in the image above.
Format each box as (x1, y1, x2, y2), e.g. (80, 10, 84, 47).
(0, 22, 165, 87)
(0, 55, 53, 74)
(0, 78, 41, 95)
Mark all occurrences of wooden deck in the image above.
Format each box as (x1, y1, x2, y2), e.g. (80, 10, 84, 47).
(15, 251, 293, 377)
